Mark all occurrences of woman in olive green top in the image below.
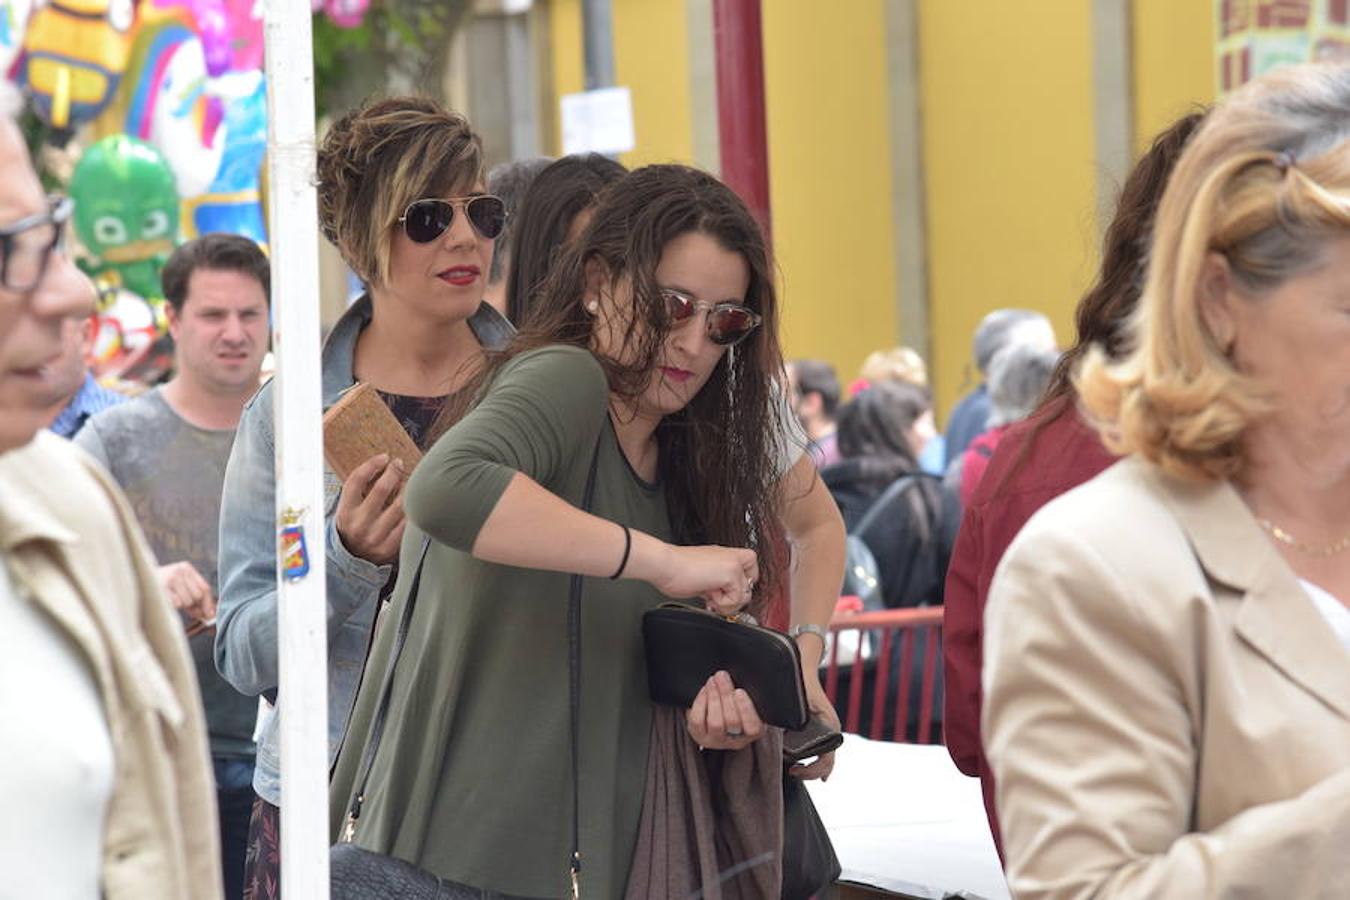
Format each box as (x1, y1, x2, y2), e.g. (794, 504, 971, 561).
(331, 164, 847, 896)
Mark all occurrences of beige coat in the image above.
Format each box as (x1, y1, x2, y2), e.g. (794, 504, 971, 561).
(0, 432, 222, 900)
(984, 455, 1350, 899)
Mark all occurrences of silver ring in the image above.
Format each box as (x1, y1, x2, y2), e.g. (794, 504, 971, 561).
(726, 729, 744, 739)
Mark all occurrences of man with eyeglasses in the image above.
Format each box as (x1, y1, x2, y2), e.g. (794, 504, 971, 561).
(0, 84, 223, 899)
(75, 233, 271, 900)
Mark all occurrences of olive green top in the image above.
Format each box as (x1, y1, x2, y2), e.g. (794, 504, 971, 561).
(329, 346, 672, 898)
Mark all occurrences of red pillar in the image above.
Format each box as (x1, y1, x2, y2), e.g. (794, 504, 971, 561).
(712, 0, 772, 248)
(714, 0, 790, 631)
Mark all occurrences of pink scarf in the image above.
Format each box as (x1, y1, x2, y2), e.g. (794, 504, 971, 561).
(625, 707, 784, 899)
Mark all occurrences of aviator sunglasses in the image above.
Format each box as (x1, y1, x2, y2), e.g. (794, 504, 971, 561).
(661, 288, 762, 347)
(399, 195, 507, 243)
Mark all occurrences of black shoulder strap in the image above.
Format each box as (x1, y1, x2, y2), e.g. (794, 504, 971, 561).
(852, 473, 918, 538)
(340, 534, 432, 841)
(851, 471, 948, 606)
(569, 437, 602, 898)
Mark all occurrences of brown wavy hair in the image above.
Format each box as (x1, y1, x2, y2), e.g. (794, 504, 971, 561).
(432, 163, 788, 609)
(315, 95, 482, 288)
(504, 153, 627, 326)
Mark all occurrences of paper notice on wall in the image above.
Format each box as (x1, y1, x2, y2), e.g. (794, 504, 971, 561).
(1216, 0, 1350, 94)
(560, 86, 636, 156)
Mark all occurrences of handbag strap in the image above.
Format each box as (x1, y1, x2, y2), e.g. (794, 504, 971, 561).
(851, 472, 919, 538)
(851, 471, 947, 606)
(340, 435, 605, 900)
(340, 533, 432, 842)
(569, 437, 602, 898)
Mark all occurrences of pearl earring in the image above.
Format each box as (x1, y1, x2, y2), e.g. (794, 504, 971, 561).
(586, 300, 599, 313)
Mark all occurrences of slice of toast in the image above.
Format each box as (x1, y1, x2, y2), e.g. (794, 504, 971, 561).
(322, 382, 423, 482)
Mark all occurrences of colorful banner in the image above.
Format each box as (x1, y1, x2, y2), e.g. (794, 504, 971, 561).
(1216, 0, 1350, 94)
(7, 0, 368, 386)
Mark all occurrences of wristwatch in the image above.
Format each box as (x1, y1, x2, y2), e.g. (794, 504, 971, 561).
(789, 623, 828, 644)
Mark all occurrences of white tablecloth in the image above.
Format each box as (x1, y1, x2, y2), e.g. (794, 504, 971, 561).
(805, 737, 1010, 899)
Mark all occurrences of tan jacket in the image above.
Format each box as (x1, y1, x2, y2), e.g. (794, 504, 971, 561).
(0, 432, 222, 900)
(984, 456, 1350, 899)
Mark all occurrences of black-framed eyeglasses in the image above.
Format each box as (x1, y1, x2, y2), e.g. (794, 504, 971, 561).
(398, 195, 507, 243)
(661, 288, 762, 347)
(1, 195, 72, 293)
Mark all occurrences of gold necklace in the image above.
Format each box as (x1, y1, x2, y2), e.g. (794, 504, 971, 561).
(1257, 518, 1350, 558)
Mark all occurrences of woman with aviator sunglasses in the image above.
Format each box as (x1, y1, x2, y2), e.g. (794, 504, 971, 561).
(329, 164, 846, 897)
(214, 96, 514, 898)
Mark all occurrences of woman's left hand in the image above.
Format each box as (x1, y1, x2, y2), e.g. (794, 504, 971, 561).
(789, 672, 840, 782)
(687, 670, 765, 751)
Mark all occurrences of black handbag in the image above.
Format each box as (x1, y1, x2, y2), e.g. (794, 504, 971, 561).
(642, 603, 810, 730)
(331, 842, 506, 899)
(331, 444, 602, 899)
(780, 774, 841, 900)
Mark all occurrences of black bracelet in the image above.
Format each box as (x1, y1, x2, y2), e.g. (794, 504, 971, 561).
(610, 524, 632, 580)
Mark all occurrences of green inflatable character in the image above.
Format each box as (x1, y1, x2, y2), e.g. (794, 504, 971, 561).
(70, 135, 180, 301)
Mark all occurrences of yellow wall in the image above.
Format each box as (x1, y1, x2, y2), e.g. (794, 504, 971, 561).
(762, 0, 898, 388)
(613, 2, 694, 167)
(919, 0, 1098, 419)
(545, 0, 694, 165)
(1132, 0, 1216, 152)
(540, 1, 1219, 421)
(546, 0, 584, 155)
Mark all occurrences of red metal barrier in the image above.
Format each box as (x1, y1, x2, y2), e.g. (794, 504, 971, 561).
(824, 606, 944, 744)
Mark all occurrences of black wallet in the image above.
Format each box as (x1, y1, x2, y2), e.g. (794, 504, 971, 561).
(782, 716, 844, 764)
(643, 603, 810, 730)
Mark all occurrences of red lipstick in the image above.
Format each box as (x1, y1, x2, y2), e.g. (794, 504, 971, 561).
(439, 265, 480, 287)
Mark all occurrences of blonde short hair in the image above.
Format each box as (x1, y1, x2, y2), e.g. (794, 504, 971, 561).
(1077, 63, 1350, 481)
(316, 96, 483, 288)
(859, 346, 928, 387)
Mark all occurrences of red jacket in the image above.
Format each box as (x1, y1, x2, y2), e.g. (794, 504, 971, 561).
(942, 399, 1116, 858)
(958, 424, 1008, 508)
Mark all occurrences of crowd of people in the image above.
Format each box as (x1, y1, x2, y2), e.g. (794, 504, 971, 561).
(0, 59, 1346, 900)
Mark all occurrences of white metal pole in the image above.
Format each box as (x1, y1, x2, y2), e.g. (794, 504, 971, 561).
(262, 1, 329, 897)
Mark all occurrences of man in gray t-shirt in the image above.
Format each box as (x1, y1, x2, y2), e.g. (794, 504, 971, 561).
(76, 233, 271, 900)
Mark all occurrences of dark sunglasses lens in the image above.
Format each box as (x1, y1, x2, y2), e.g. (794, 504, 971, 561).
(664, 292, 697, 323)
(467, 196, 507, 239)
(404, 200, 453, 243)
(709, 307, 757, 345)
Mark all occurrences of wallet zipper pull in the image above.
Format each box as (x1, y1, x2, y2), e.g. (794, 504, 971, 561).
(340, 794, 363, 843)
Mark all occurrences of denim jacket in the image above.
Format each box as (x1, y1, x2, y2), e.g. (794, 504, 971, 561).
(214, 296, 513, 804)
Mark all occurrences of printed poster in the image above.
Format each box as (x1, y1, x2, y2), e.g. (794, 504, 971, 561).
(1216, 0, 1350, 93)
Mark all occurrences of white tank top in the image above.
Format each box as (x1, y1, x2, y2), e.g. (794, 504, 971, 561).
(1300, 578, 1350, 653)
(0, 558, 115, 899)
